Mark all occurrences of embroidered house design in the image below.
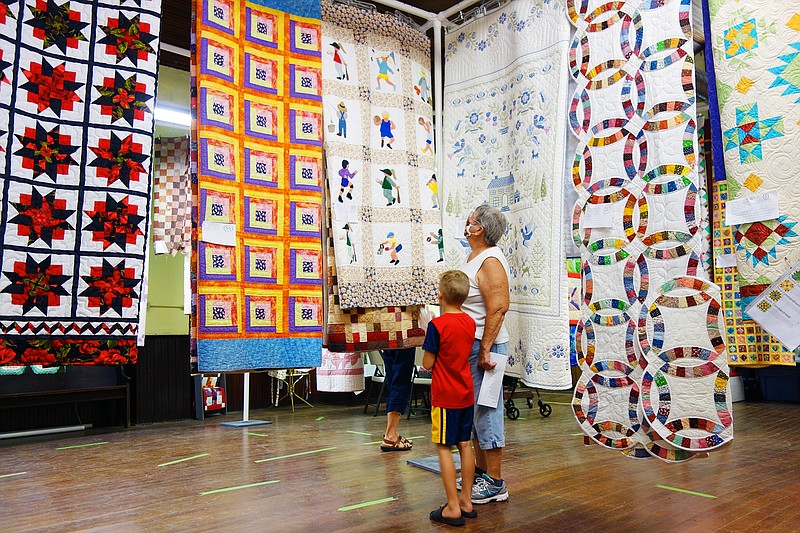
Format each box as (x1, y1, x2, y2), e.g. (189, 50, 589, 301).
(487, 173, 520, 212)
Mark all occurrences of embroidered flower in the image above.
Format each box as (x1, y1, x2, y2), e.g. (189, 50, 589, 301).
(520, 90, 531, 105)
(457, 32, 465, 43)
(477, 39, 487, 51)
(498, 12, 507, 24)
(469, 112, 479, 125)
(478, 133, 486, 143)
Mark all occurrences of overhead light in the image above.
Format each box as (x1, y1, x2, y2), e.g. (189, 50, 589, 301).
(154, 105, 191, 127)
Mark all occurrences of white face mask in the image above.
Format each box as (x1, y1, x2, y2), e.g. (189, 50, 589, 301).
(464, 222, 480, 238)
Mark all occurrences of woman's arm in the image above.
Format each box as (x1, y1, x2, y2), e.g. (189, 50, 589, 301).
(476, 257, 509, 370)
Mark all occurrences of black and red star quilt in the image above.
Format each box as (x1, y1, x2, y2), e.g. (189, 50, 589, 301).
(0, 0, 161, 366)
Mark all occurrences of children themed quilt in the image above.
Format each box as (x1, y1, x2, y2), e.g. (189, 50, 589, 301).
(568, 0, 732, 461)
(320, 0, 442, 309)
(0, 0, 161, 366)
(191, 0, 323, 372)
(442, 0, 572, 390)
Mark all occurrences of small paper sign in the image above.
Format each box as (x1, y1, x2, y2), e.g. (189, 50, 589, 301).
(715, 254, 737, 268)
(725, 191, 779, 226)
(583, 203, 614, 229)
(201, 222, 236, 246)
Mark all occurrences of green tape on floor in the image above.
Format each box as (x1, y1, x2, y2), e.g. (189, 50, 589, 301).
(546, 401, 572, 406)
(200, 480, 279, 495)
(158, 454, 209, 467)
(656, 484, 716, 499)
(245, 432, 269, 437)
(255, 447, 337, 463)
(346, 430, 372, 436)
(338, 497, 397, 511)
(0, 472, 27, 479)
(315, 416, 325, 421)
(56, 442, 108, 450)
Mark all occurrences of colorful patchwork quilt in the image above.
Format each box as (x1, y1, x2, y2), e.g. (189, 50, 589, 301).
(705, 0, 800, 312)
(320, 0, 441, 309)
(191, 0, 323, 372)
(442, 0, 572, 390)
(568, 0, 732, 460)
(704, 0, 798, 365)
(0, 0, 161, 366)
(153, 136, 191, 256)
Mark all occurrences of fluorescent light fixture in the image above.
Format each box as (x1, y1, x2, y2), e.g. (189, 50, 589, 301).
(154, 105, 191, 127)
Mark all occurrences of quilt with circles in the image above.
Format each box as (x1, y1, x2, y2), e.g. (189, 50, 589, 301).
(0, 0, 161, 366)
(191, 0, 323, 372)
(442, 0, 572, 390)
(704, 0, 800, 313)
(320, 0, 442, 309)
(568, 0, 732, 461)
(703, 0, 797, 366)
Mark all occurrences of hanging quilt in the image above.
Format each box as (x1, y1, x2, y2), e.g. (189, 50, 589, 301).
(0, 0, 161, 366)
(324, 187, 425, 353)
(319, 0, 441, 309)
(567, 257, 581, 366)
(316, 348, 364, 392)
(153, 136, 191, 256)
(705, 0, 800, 312)
(191, 0, 323, 372)
(442, 0, 571, 390)
(704, 0, 797, 366)
(568, 0, 732, 461)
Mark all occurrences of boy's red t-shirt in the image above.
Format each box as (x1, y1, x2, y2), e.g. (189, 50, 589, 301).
(422, 312, 476, 409)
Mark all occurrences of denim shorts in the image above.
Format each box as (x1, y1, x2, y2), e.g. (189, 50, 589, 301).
(469, 340, 508, 450)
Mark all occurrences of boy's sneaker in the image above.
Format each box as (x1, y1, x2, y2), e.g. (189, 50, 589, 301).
(471, 473, 509, 504)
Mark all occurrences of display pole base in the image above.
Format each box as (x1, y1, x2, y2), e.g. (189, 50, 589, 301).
(219, 419, 272, 428)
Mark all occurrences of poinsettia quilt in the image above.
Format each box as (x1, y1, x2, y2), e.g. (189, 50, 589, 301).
(0, 0, 161, 366)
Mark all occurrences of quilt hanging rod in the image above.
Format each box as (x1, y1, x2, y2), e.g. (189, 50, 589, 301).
(446, 0, 508, 31)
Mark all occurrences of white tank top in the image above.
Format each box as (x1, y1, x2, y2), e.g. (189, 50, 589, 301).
(459, 247, 509, 344)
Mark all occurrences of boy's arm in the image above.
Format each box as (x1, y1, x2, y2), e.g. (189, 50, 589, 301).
(421, 350, 435, 371)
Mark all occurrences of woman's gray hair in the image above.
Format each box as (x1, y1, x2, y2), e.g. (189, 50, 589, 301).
(473, 205, 507, 246)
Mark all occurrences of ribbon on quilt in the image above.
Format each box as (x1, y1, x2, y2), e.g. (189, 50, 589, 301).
(703, 0, 799, 366)
(568, 0, 732, 460)
(442, 0, 572, 390)
(153, 136, 191, 256)
(0, 0, 162, 366)
(320, 0, 442, 309)
(191, 0, 324, 372)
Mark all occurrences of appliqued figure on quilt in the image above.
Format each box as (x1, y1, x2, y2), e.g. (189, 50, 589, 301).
(328, 41, 349, 80)
(337, 159, 356, 203)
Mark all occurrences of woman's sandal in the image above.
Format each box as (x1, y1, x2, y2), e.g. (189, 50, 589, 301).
(380, 435, 413, 452)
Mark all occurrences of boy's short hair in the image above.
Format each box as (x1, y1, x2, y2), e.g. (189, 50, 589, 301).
(439, 270, 469, 306)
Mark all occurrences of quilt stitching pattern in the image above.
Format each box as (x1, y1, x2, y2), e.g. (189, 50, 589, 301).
(442, 0, 572, 390)
(568, 0, 732, 459)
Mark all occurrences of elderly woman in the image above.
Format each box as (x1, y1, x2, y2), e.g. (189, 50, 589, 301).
(458, 205, 510, 505)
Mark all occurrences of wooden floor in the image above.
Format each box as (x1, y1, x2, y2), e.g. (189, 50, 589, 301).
(1, 395, 799, 532)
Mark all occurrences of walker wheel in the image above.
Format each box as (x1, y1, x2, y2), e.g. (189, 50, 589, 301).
(507, 406, 520, 420)
(527, 398, 534, 409)
(539, 403, 552, 418)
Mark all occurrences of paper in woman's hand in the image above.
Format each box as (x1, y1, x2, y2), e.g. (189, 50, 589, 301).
(477, 352, 507, 408)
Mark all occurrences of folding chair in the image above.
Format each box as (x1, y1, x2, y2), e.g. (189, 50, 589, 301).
(362, 351, 386, 415)
(407, 348, 432, 419)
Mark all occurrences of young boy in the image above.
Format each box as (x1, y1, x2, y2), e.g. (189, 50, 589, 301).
(422, 270, 477, 527)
